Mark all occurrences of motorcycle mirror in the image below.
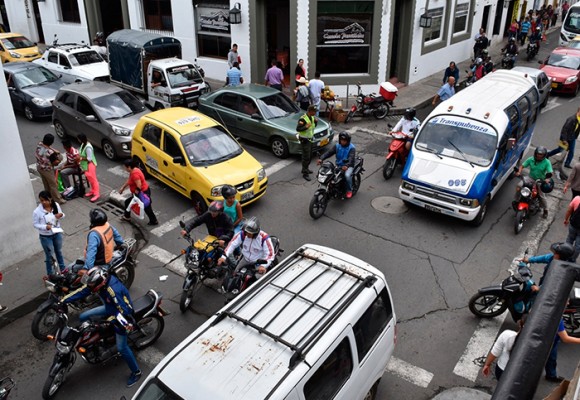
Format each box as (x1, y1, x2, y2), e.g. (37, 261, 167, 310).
(179, 220, 185, 229)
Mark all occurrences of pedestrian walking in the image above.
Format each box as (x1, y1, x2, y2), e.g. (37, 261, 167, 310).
(442, 62, 459, 85)
(226, 61, 244, 86)
(35, 133, 66, 204)
(295, 77, 311, 111)
(432, 76, 456, 106)
(119, 159, 158, 226)
(519, 17, 531, 45)
(547, 106, 580, 168)
(308, 71, 325, 116)
(33, 190, 66, 275)
(545, 317, 580, 383)
(59, 138, 82, 193)
(297, 105, 318, 181)
(227, 43, 239, 69)
(562, 1, 570, 21)
(564, 163, 580, 198)
(295, 59, 306, 87)
(482, 316, 526, 380)
(264, 60, 284, 91)
(78, 134, 100, 203)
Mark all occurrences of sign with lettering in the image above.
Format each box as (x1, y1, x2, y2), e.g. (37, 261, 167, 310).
(198, 7, 231, 34)
(322, 23, 366, 44)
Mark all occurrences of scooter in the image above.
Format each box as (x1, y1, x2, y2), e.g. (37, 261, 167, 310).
(345, 82, 395, 122)
(526, 40, 539, 61)
(513, 175, 542, 235)
(383, 127, 416, 180)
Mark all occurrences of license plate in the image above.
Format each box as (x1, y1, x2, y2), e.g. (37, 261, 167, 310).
(188, 101, 198, 108)
(425, 204, 442, 213)
(241, 191, 254, 201)
(319, 138, 329, 147)
(551, 82, 558, 88)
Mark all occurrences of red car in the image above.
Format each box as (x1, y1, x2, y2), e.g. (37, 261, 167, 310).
(540, 47, 580, 96)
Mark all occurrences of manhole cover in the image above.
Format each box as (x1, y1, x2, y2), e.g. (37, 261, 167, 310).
(371, 196, 408, 214)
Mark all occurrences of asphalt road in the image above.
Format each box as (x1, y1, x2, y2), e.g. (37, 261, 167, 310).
(3, 33, 580, 400)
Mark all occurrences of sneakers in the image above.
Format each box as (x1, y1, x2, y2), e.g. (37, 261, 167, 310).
(147, 220, 159, 226)
(545, 375, 565, 383)
(121, 215, 132, 222)
(127, 370, 142, 388)
(0, 305, 7, 313)
(90, 195, 100, 203)
(345, 191, 353, 199)
(303, 174, 311, 181)
(84, 192, 94, 198)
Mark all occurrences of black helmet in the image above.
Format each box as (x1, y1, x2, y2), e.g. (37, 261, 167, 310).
(221, 184, 237, 198)
(534, 146, 547, 160)
(404, 108, 416, 121)
(81, 267, 108, 292)
(550, 242, 575, 260)
(243, 216, 260, 235)
(89, 208, 107, 228)
(540, 178, 554, 193)
(208, 201, 224, 213)
(338, 131, 351, 144)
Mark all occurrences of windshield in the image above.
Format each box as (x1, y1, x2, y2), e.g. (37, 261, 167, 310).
(181, 125, 243, 166)
(414, 115, 498, 167)
(133, 378, 182, 400)
(564, 10, 580, 34)
(92, 91, 145, 120)
(257, 93, 299, 119)
(546, 53, 580, 69)
(167, 64, 203, 88)
(69, 50, 104, 66)
(14, 67, 59, 88)
(1, 36, 35, 49)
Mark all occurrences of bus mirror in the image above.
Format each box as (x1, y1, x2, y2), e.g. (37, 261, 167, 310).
(508, 138, 516, 149)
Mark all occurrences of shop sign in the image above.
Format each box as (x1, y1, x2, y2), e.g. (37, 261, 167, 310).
(198, 7, 231, 34)
(322, 22, 366, 44)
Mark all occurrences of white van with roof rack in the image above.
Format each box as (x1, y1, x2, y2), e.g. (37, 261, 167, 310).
(130, 244, 397, 400)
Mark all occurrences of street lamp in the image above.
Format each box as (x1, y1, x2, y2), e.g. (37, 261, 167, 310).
(229, 3, 242, 25)
(419, 13, 432, 28)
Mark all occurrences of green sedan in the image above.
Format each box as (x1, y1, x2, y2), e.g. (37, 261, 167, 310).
(198, 84, 334, 158)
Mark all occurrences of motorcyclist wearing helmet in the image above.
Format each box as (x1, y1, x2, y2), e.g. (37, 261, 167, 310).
(221, 185, 243, 232)
(521, 242, 575, 286)
(502, 37, 519, 65)
(391, 108, 421, 152)
(529, 26, 542, 50)
(85, 208, 124, 270)
(217, 217, 275, 275)
(181, 200, 234, 247)
(61, 267, 141, 387)
(515, 147, 553, 218)
(317, 132, 356, 198)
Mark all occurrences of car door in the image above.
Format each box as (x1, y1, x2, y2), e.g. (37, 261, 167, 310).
(4, 71, 23, 111)
(236, 95, 268, 144)
(210, 92, 242, 137)
(536, 72, 551, 104)
(53, 91, 78, 137)
(75, 96, 105, 148)
(159, 131, 190, 197)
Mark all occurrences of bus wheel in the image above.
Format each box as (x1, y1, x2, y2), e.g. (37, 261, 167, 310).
(471, 196, 489, 226)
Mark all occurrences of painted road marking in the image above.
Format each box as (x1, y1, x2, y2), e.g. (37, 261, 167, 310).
(386, 356, 434, 388)
(107, 165, 128, 178)
(265, 159, 294, 176)
(141, 244, 186, 277)
(150, 210, 193, 238)
(541, 97, 560, 113)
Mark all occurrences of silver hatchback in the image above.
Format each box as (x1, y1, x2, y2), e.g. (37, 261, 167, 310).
(52, 81, 150, 160)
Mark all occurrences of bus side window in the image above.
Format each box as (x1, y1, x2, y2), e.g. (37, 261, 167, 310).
(506, 105, 519, 139)
(516, 96, 530, 140)
(526, 88, 539, 123)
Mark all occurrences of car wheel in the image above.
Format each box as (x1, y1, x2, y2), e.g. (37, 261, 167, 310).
(270, 137, 289, 158)
(191, 192, 208, 216)
(53, 121, 68, 139)
(541, 93, 549, 108)
(24, 105, 35, 121)
(133, 156, 150, 178)
(102, 139, 117, 160)
(574, 83, 579, 98)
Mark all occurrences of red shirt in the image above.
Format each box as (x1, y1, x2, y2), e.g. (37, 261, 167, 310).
(128, 168, 149, 193)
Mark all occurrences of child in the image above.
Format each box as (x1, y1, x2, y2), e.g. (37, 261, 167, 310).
(221, 185, 243, 232)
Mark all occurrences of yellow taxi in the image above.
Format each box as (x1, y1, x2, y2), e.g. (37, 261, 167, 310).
(0, 33, 41, 63)
(131, 107, 267, 213)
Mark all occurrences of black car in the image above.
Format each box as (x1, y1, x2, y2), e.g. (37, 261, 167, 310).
(3, 62, 66, 121)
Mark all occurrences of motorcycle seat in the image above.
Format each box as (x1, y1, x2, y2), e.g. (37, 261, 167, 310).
(132, 291, 158, 319)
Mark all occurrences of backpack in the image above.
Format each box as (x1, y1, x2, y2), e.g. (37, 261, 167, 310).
(570, 204, 580, 229)
(240, 230, 270, 245)
(297, 85, 310, 103)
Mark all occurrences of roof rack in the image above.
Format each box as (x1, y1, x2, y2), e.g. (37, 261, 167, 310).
(212, 246, 377, 369)
(47, 43, 92, 52)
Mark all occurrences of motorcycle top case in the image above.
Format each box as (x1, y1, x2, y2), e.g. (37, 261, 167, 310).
(380, 82, 398, 101)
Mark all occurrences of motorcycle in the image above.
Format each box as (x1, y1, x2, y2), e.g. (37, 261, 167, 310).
(178, 221, 225, 312)
(309, 158, 365, 219)
(526, 40, 538, 61)
(469, 258, 537, 323)
(501, 51, 516, 70)
(91, 32, 107, 61)
(0, 377, 14, 400)
(563, 288, 580, 337)
(383, 127, 417, 180)
(31, 239, 137, 341)
(41, 289, 166, 400)
(513, 175, 541, 235)
(344, 82, 395, 122)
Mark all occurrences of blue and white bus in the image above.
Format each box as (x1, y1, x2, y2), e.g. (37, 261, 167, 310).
(560, 4, 580, 46)
(398, 70, 540, 225)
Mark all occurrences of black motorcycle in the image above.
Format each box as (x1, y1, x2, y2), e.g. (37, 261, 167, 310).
(42, 290, 166, 399)
(0, 377, 14, 400)
(501, 52, 516, 69)
(563, 288, 580, 337)
(309, 158, 364, 219)
(526, 40, 539, 61)
(31, 239, 137, 341)
(178, 221, 225, 312)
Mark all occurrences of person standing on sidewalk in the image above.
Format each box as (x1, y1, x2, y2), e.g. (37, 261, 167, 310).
(519, 17, 531, 45)
(119, 159, 158, 226)
(227, 43, 239, 69)
(226, 61, 243, 86)
(78, 134, 100, 203)
(297, 105, 318, 181)
(563, 194, 580, 262)
(442, 62, 459, 85)
(482, 317, 526, 381)
(432, 77, 455, 106)
(547, 106, 580, 168)
(33, 190, 66, 275)
(545, 317, 580, 383)
(264, 60, 284, 91)
(308, 71, 325, 116)
(35, 133, 66, 204)
(564, 163, 580, 198)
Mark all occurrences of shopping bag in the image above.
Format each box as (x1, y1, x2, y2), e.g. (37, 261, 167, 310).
(56, 171, 65, 193)
(137, 191, 151, 208)
(126, 195, 145, 220)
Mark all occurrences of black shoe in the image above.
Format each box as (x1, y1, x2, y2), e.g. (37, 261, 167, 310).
(545, 375, 565, 383)
(148, 220, 159, 226)
(127, 370, 142, 387)
(543, 209, 549, 219)
(303, 174, 311, 181)
(564, 164, 572, 168)
(307, 169, 313, 174)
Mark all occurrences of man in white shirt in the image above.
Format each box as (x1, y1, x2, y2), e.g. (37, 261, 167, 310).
(308, 71, 325, 116)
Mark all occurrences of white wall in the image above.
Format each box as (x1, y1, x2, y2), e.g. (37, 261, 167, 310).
(35, 0, 91, 45)
(5, 0, 40, 42)
(0, 64, 41, 270)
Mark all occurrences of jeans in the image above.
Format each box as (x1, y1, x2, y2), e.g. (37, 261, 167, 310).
(566, 224, 580, 262)
(343, 166, 354, 191)
(80, 305, 140, 373)
(545, 340, 560, 378)
(565, 139, 576, 166)
(39, 233, 65, 274)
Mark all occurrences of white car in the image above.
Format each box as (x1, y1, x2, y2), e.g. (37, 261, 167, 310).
(33, 44, 109, 83)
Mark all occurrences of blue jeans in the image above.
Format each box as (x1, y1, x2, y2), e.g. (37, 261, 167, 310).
(545, 340, 560, 378)
(79, 305, 140, 373)
(566, 224, 580, 262)
(344, 167, 354, 192)
(547, 139, 575, 165)
(39, 233, 65, 274)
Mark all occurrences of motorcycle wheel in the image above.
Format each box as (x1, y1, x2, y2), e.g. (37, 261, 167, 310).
(42, 366, 67, 399)
(352, 174, 362, 195)
(179, 275, 200, 313)
(468, 292, 508, 318)
(114, 262, 135, 289)
(131, 314, 165, 350)
(309, 191, 328, 219)
(373, 104, 389, 119)
(563, 311, 580, 337)
(514, 210, 526, 235)
(32, 308, 60, 341)
(383, 158, 397, 180)
(345, 110, 355, 123)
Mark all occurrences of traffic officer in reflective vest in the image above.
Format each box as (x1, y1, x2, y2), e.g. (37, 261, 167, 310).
(297, 105, 318, 181)
(85, 208, 124, 269)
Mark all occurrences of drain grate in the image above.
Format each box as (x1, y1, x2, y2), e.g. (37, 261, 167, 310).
(100, 202, 125, 217)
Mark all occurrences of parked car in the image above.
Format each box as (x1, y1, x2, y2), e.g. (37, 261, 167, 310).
(34, 43, 109, 83)
(0, 33, 41, 63)
(567, 35, 580, 49)
(511, 66, 551, 108)
(3, 62, 66, 120)
(539, 47, 580, 96)
(131, 107, 267, 212)
(52, 81, 150, 160)
(198, 84, 334, 158)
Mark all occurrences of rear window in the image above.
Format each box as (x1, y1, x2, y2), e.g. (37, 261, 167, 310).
(353, 288, 393, 362)
(134, 378, 183, 400)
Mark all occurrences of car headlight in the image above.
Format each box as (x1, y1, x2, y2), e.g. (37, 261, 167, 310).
(402, 181, 415, 191)
(9, 51, 21, 58)
(170, 94, 182, 102)
(565, 76, 578, 84)
(211, 185, 224, 197)
(257, 168, 266, 181)
(31, 97, 51, 107)
(112, 125, 132, 136)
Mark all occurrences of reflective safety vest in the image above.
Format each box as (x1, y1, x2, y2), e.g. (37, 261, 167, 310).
(87, 223, 114, 265)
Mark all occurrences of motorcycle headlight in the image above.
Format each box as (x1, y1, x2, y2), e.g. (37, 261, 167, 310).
(257, 168, 266, 181)
(56, 341, 72, 354)
(9, 51, 21, 58)
(112, 125, 131, 136)
(211, 185, 223, 197)
(32, 97, 51, 107)
(520, 187, 532, 198)
(565, 76, 578, 84)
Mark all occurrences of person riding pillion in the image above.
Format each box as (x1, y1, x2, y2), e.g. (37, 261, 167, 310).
(181, 201, 234, 247)
(392, 108, 421, 152)
(297, 105, 318, 181)
(217, 217, 275, 276)
(514, 146, 553, 219)
(85, 208, 124, 270)
(317, 132, 356, 199)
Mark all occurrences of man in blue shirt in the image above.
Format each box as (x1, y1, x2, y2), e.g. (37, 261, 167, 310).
(432, 76, 455, 106)
(521, 242, 574, 286)
(545, 318, 580, 382)
(317, 132, 356, 198)
(226, 61, 244, 86)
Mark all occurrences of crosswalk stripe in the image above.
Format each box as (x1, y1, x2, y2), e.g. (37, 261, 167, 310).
(141, 244, 187, 277)
(150, 210, 193, 238)
(107, 165, 128, 178)
(385, 356, 434, 388)
(265, 159, 294, 176)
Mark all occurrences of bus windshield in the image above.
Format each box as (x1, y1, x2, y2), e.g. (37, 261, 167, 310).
(564, 9, 580, 34)
(414, 115, 498, 167)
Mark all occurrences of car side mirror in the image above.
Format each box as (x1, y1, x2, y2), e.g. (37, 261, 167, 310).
(508, 138, 516, 150)
(173, 156, 185, 165)
(251, 113, 262, 120)
(85, 115, 97, 122)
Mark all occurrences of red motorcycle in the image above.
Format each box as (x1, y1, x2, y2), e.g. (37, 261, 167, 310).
(383, 130, 413, 180)
(513, 175, 543, 234)
(345, 82, 397, 122)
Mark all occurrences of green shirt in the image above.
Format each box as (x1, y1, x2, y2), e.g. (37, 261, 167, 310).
(522, 157, 552, 180)
(79, 142, 97, 171)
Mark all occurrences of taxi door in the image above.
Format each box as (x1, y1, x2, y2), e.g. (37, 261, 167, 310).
(157, 130, 191, 197)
